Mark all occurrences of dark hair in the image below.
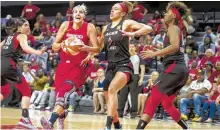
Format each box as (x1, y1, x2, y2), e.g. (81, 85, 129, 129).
(16, 18, 27, 27)
(6, 19, 17, 33)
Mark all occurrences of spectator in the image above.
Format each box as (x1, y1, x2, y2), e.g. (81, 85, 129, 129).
(215, 76, 220, 122)
(185, 35, 198, 55)
(29, 68, 48, 108)
(216, 25, 220, 49)
(27, 33, 36, 48)
(198, 77, 220, 123)
(91, 19, 97, 27)
(180, 70, 212, 121)
(209, 61, 220, 84)
(137, 71, 159, 116)
(189, 61, 199, 80)
(37, 14, 47, 29)
(92, 68, 105, 114)
(42, 31, 55, 49)
(204, 62, 213, 81)
(66, 1, 75, 21)
(199, 49, 215, 69)
(32, 22, 41, 35)
(188, 50, 200, 69)
(152, 28, 166, 46)
(203, 26, 217, 44)
(198, 34, 216, 56)
(52, 12, 65, 26)
(118, 43, 146, 118)
(20, 1, 40, 30)
(175, 76, 194, 107)
(131, 1, 147, 23)
(22, 64, 35, 87)
(35, 69, 56, 110)
(148, 10, 162, 35)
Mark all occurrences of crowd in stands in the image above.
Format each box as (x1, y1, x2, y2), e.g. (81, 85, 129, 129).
(1, 1, 220, 124)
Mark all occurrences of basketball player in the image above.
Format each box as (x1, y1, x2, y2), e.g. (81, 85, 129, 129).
(98, 2, 152, 129)
(137, 2, 191, 129)
(40, 4, 100, 129)
(1, 18, 47, 129)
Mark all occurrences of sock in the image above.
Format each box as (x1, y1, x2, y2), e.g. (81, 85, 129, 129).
(22, 109, 29, 118)
(49, 112, 59, 126)
(177, 120, 190, 129)
(106, 116, 113, 128)
(136, 119, 148, 129)
(114, 121, 121, 129)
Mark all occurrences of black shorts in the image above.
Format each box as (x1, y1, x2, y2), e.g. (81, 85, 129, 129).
(1, 56, 21, 86)
(155, 63, 189, 96)
(103, 62, 134, 91)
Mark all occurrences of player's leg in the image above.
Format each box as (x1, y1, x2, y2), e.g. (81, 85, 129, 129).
(41, 79, 75, 129)
(105, 72, 129, 129)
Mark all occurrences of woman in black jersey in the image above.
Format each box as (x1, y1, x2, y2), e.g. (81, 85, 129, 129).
(1, 18, 46, 129)
(137, 2, 191, 130)
(98, 1, 152, 129)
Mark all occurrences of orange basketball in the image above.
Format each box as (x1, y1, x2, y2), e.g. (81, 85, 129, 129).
(61, 36, 84, 55)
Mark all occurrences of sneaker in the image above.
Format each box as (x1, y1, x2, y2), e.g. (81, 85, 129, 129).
(204, 118, 213, 123)
(57, 110, 68, 129)
(45, 106, 52, 110)
(192, 115, 200, 122)
(57, 118, 65, 129)
(181, 114, 188, 121)
(18, 117, 37, 129)
(115, 124, 122, 130)
(29, 104, 35, 109)
(40, 116, 53, 129)
(35, 105, 44, 110)
(68, 106, 73, 112)
(104, 126, 111, 130)
(197, 117, 203, 122)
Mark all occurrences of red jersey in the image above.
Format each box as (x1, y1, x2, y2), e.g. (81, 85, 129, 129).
(131, 5, 145, 21)
(60, 21, 89, 64)
(23, 5, 40, 20)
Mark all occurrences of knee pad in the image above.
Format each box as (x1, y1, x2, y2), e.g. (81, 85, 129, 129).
(55, 80, 76, 109)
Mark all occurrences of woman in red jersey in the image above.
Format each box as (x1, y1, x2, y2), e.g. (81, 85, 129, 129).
(40, 4, 100, 129)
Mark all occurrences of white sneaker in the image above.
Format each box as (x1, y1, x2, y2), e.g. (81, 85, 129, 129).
(57, 118, 64, 129)
(204, 118, 213, 123)
(45, 106, 51, 110)
(198, 117, 203, 122)
(35, 105, 44, 110)
(29, 104, 35, 109)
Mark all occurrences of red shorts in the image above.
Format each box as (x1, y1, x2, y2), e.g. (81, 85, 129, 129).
(1, 84, 11, 98)
(54, 61, 89, 90)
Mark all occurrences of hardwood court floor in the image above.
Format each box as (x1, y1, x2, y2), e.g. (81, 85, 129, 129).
(1, 108, 220, 129)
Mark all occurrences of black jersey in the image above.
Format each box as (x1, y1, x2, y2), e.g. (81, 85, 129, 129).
(1, 32, 23, 63)
(163, 35, 185, 66)
(104, 20, 130, 63)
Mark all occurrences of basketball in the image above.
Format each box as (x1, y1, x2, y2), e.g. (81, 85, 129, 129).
(61, 36, 84, 55)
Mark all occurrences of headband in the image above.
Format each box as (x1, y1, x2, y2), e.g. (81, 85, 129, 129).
(119, 3, 128, 14)
(171, 8, 183, 39)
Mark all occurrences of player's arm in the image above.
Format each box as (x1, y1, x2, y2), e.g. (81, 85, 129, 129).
(0, 40, 5, 50)
(17, 34, 46, 55)
(81, 23, 100, 53)
(122, 19, 153, 36)
(99, 25, 107, 50)
(154, 25, 180, 56)
(52, 21, 68, 51)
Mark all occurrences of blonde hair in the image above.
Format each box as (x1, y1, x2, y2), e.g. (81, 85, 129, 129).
(122, 1, 133, 14)
(73, 4, 88, 15)
(205, 49, 214, 56)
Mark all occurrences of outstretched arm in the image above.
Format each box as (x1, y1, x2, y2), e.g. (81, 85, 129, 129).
(18, 34, 46, 55)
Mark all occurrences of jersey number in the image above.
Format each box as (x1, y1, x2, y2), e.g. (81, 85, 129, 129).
(3, 36, 13, 49)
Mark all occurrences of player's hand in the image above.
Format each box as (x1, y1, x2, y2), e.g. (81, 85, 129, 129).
(39, 46, 47, 55)
(140, 50, 156, 59)
(79, 45, 91, 52)
(80, 54, 91, 67)
(120, 30, 135, 37)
